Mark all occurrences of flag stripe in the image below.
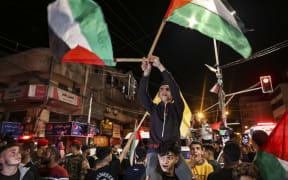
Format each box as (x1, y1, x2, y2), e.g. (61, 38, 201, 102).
(62, 46, 106, 65)
(279, 158, 288, 171)
(261, 110, 288, 161)
(164, 0, 242, 32)
(48, 0, 91, 51)
(166, 3, 251, 58)
(256, 151, 287, 180)
(129, 121, 139, 166)
(191, 0, 242, 32)
(164, 0, 191, 19)
(67, 0, 115, 66)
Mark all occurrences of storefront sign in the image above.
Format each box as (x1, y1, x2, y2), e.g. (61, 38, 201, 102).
(1, 85, 47, 102)
(28, 85, 47, 98)
(94, 136, 108, 147)
(45, 122, 95, 137)
(45, 122, 72, 136)
(112, 123, 121, 138)
(1, 122, 25, 137)
(49, 87, 80, 106)
(3, 86, 28, 100)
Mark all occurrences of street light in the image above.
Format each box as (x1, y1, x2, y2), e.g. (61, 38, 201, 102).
(225, 111, 229, 115)
(244, 126, 248, 129)
(197, 112, 204, 119)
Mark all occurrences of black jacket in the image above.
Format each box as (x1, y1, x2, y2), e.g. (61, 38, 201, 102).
(19, 164, 40, 180)
(139, 70, 184, 145)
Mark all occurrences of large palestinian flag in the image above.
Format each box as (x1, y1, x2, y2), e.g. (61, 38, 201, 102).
(48, 0, 115, 66)
(164, 0, 251, 58)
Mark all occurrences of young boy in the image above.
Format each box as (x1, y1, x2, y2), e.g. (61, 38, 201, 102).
(139, 56, 192, 180)
(189, 141, 214, 180)
(155, 141, 181, 180)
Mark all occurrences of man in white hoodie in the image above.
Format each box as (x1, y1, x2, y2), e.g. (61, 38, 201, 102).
(0, 140, 38, 180)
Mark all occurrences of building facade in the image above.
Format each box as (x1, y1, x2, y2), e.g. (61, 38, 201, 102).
(239, 95, 273, 133)
(0, 48, 146, 148)
(270, 83, 288, 121)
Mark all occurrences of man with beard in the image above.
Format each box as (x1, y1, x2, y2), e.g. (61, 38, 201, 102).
(0, 140, 37, 180)
(189, 141, 213, 180)
(64, 140, 89, 180)
(33, 139, 49, 168)
(38, 146, 68, 180)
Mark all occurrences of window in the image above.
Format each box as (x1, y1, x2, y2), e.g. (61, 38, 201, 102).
(58, 83, 68, 91)
(9, 111, 27, 122)
(271, 99, 284, 110)
(270, 87, 281, 99)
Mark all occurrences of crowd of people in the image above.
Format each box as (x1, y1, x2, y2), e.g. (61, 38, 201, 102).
(0, 129, 275, 180)
(0, 56, 287, 180)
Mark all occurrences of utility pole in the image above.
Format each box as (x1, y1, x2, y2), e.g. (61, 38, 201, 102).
(213, 39, 227, 127)
(86, 95, 93, 145)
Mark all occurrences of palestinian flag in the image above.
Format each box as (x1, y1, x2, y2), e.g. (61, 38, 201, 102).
(255, 110, 288, 180)
(209, 83, 220, 94)
(129, 120, 141, 166)
(209, 121, 223, 130)
(164, 0, 251, 58)
(48, 0, 115, 66)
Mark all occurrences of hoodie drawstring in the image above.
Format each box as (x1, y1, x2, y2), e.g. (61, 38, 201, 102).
(161, 103, 167, 138)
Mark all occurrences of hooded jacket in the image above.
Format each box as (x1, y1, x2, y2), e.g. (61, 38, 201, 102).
(139, 70, 184, 146)
(19, 163, 39, 180)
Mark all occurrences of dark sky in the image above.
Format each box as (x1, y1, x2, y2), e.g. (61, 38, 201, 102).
(0, 0, 288, 122)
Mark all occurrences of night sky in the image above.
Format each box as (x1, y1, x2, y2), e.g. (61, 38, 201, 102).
(0, 0, 287, 123)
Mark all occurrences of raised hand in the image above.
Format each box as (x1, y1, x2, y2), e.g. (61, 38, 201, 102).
(147, 55, 165, 72)
(141, 57, 152, 76)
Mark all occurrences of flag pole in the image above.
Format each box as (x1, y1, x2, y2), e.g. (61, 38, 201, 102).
(213, 39, 227, 127)
(86, 95, 93, 145)
(136, 113, 148, 131)
(148, 21, 166, 56)
(115, 58, 147, 62)
(116, 21, 166, 64)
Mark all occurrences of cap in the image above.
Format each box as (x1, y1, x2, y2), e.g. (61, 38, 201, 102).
(0, 141, 18, 154)
(72, 140, 82, 146)
(96, 146, 111, 160)
(81, 145, 90, 152)
(37, 139, 48, 146)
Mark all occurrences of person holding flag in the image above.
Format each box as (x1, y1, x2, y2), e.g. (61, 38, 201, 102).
(139, 55, 193, 180)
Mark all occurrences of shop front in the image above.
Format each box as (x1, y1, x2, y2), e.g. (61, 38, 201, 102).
(45, 121, 95, 153)
(0, 121, 25, 138)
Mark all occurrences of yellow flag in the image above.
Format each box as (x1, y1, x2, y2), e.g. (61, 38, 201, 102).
(150, 92, 192, 137)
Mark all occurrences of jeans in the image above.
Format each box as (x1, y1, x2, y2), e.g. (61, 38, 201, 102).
(146, 152, 193, 180)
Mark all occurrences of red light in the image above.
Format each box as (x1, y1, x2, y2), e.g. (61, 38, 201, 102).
(257, 122, 275, 126)
(263, 78, 269, 84)
(19, 135, 32, 140)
